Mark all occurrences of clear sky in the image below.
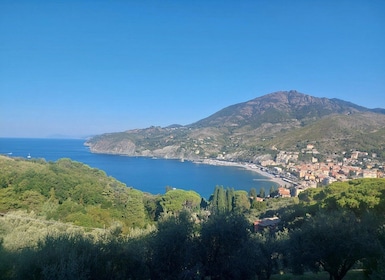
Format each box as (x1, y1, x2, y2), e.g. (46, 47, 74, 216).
(1, 0, 384, 138)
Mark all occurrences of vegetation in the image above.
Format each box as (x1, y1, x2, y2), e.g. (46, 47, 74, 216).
(1, 155, 385, 279)
(0, 156, 203, 235)
(160, 189, 201, 214)
(0, 156, 153, 233)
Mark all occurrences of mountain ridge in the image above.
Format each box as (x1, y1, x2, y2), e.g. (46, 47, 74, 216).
(192, 90, 373, 127)
(86, 91, 385, 161)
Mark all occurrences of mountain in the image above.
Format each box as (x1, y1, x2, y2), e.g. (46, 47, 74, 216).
(86, 91, 385, 162)
(192, 90, 369, 128)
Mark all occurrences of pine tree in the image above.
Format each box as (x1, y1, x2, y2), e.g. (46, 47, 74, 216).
(226, 187, 235, 212)
(249, 187, 257, 198)
(269, 185, 277, 197)
(259, 187, 265, 198)
(217, 186, 226, 213)
(212, 186, 220, 211)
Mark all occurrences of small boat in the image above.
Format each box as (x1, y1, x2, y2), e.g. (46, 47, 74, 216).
(27, 153, 31, 159)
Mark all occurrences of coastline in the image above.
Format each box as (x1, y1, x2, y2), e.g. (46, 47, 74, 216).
(197, 159, 291, 188)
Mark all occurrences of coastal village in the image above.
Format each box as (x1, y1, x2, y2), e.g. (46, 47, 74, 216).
(205, 143, 385, 198)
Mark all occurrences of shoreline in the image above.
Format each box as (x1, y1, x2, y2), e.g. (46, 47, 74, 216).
(196, 159, 291, 188)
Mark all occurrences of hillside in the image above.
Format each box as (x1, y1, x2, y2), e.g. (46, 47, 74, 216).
(0, 156, 152, 233)
(86, 90, 385, 161)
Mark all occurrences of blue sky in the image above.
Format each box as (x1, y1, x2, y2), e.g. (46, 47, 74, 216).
(1, 0, 384, 138)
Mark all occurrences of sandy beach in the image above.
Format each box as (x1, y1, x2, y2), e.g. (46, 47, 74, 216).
(197, 159, 291, 188)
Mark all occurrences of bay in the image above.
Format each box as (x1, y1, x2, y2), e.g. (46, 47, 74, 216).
(0, 138, 277, 199)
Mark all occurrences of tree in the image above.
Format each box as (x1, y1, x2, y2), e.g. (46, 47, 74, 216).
(241, 230, 288, 280)
(124, 189, 147, 228)
(259, 187, 266, 198)
(211, 186, 219, 212)
(288, 211, 379, 280)
(199, 213, 252, 279)
(210, 186, 227, 214)
(364, 223, 385, 279)
(226, 187, 235, 212)
(269, 186, 278, 197)
(148, 211, 198, 279)
(233, 190, 251, 212)
(159, 189, 201, 214)
(249, 188, 257, 198)
(298, 179, 385, 218)
(217, 186, 227, 213)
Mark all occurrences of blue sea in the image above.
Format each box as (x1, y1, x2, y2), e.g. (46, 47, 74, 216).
(0, 138, 277, 199)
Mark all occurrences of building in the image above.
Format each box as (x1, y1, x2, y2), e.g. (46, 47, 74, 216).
(278, 187, 291, 198)
(254, 217, 280, 232)
(362, 169, 378, 178)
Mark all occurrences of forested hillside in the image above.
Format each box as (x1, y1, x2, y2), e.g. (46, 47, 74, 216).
(0, 156, 152, 232)
(1, 155, 384, 279)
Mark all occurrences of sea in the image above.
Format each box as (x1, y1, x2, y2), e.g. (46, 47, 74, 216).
(0, 138, 277, 199)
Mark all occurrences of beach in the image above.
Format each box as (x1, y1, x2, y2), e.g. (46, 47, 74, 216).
(197, 159, 291, 188)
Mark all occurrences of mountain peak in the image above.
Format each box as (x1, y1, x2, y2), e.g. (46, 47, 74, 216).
(194, 90, 365, 128)
(250, 90, 325, 105)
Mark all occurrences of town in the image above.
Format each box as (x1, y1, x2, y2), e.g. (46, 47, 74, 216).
(203, 142, 385, 198)
(257, 143, 384, 196)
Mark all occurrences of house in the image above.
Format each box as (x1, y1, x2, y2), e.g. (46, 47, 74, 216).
(278, 187, 291, 198)
(362, 169, 378, 178)
(254, 217, 280, 232)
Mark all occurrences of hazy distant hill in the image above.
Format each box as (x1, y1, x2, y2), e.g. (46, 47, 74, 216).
(86, 91, 385, 161)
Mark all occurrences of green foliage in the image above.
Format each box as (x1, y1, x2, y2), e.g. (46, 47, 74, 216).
(216, 186, 227, 213)
(259, 187, 266, 198)
(269, 185, 279, 197)
(251, 199, 267, 212)
(210, 186, 251, 214)
(288, 211, 380, 280)
(249, 187, 257, 198)
(365, 224, 385, 279)
(277, 179, 385, 279)
(242, 230, 288, 280)
(298, 178, 385, 217)
(122, 188, 147, 228)
(0, 156, 151, 233)
(10, 232, 151, 280)
(143, 194, 162, 221)
(159, 189, 201, 214)
(0, 239, 14, 279)
(226, 187, 235, 212)
(148, 211, 198, 279)
(199, 213, 252, 279)
(233, 190, 251, 212)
